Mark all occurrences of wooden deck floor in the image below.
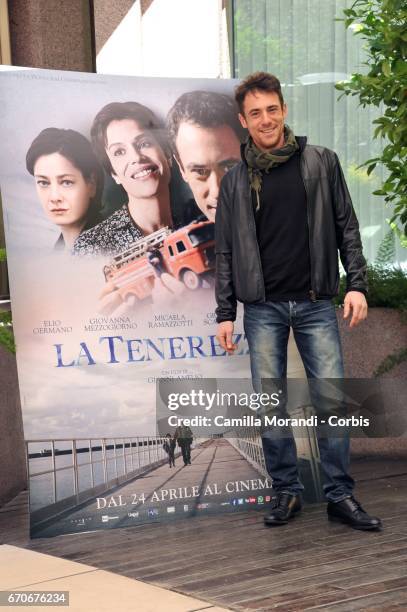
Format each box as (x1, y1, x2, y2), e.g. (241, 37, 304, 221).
(1, 454, 407, 611)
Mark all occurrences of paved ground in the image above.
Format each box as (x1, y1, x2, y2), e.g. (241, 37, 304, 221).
(0, 544, 228, 612)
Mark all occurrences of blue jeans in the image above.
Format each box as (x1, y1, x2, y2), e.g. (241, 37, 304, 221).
(244, 299, 355, 503)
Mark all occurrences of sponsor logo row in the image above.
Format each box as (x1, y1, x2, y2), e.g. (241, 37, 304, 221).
(70, 496, 272, 526)
(101, 495, 271, 521)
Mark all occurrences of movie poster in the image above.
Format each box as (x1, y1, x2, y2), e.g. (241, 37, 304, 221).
(0, 68, 275, 538)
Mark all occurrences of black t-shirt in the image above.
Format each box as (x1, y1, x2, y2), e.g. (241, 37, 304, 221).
(255, 151, 311, 301)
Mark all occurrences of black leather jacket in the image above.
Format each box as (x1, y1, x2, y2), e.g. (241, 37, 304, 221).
(215, 142, 367, 323)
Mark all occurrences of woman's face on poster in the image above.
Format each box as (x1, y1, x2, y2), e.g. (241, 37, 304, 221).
(33, 153, 96, 228)
(105, 119, 171, 200)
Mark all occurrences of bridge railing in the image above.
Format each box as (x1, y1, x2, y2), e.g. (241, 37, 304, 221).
(27, 436, 169, 527)
(228, 407, 324, 502)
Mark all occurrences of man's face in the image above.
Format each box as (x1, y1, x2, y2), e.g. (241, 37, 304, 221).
(175, 122, 240, 222)
(105, 119, 170, 200)
(239, 90, 287, 152)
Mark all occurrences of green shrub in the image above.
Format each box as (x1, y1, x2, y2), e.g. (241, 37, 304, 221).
(0, 311, 15, 354)
(334, 265, 407, 309)
(374, 229, 396, 267)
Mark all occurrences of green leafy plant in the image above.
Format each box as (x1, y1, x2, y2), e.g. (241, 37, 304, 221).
(0, 311, 15, 354)
(335, 265, 407, 309)
(336, 0, 407, 236)
(374, 228, 396, 266)
(0, 248, 13, 353)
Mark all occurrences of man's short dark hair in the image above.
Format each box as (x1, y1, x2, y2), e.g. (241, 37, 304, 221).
(235, 72, 284, 114)
(166, 91, 243, 160)
(91, 101, 170, 175)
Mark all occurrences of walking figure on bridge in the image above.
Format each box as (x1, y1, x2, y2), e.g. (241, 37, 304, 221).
(175, 425, 193, 466)
(163, 433, 176, 468)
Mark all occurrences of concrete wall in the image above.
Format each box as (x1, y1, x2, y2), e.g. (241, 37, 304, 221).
(0, 344, 26, 506)
(93, 0, 135, 55)
(8, 0, 93, 71)
(95, 0, 231, 78)
(338, 309, 407, 458)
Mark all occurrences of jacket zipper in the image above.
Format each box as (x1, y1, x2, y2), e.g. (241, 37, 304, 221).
(300, 155, 317, 302)
(244, 167, 265, 301)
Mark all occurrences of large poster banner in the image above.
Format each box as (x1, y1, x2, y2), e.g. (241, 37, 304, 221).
(0, 68, 276, 538)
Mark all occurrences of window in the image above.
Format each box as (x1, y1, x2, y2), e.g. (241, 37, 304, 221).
(233, 0, 404, 264)
(176, 240, 186, 254)
(188, 225, 215, 247)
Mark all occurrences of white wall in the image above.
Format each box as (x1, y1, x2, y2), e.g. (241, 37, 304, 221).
(96, 0, 230, 78)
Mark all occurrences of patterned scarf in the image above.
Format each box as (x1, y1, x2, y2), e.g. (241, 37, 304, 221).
(244, 125, 299, 212)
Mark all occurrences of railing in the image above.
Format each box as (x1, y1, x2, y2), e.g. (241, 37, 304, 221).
(27, 436, 169, 527)
(228, 406, 324, 502)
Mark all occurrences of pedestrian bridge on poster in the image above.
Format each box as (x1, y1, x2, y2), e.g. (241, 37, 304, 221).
(29, 439, 270, 538)
(29, 436, 322, 538)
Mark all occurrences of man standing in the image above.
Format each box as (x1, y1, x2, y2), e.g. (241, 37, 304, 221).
(174, 424, 194, 466)
(167, 91, 242, 222)
(215, 72, 381, 531)
(163, 433, 176, 468)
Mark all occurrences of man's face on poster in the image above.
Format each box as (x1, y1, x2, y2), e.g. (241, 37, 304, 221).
(175, 123, 240, 222)
(105, 118, 171, 201)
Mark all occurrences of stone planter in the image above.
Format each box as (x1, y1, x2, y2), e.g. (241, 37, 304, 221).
(0, 345, 27, 506)
(338, 307, 406, 378)
(337, 307, 407, 458)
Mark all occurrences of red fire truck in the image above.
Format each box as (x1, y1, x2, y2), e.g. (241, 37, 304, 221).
(103, 221, 215, 302)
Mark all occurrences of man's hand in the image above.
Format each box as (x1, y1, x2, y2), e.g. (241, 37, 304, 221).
(216, 321, 238, 354)
(343, 291, 368, 328)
